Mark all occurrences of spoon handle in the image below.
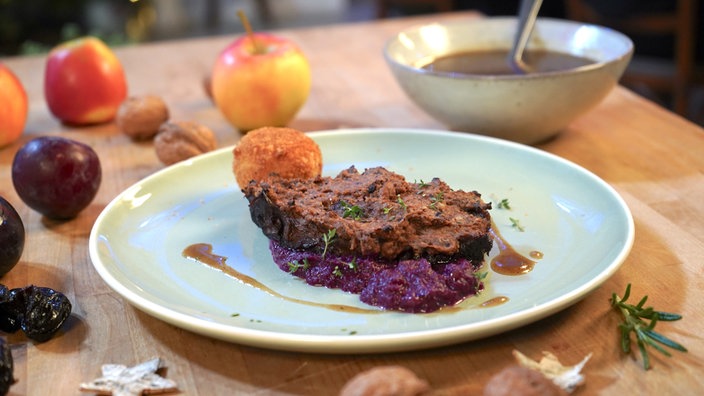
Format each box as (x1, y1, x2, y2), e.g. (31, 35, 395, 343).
(510, 0, 543, 73)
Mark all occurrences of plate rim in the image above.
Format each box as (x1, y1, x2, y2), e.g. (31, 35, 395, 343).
(89, 127, 635, 354)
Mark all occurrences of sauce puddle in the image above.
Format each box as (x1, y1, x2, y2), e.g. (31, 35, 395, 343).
(182, 243, 379, 314)
(489, 225, 542, 276)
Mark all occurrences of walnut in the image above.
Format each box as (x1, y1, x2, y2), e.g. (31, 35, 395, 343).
(339, 366, 430, 396)
(154, 121, 217, 165)
(116, 95, 170, 140)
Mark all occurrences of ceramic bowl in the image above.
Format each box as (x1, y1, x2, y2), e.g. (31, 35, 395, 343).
(384, 17, 633, 144)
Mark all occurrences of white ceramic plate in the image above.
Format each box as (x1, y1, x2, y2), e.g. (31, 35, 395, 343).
(89, 128, 634, 354)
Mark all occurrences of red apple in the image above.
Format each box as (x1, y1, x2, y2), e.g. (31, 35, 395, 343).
(211, 32, 311, 132)
(44, 36, 127, 125)
(0, 64, 28, 148)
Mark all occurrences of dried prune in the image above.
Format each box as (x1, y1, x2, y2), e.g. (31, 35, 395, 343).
(20, 286, 72, 342)
(0, 337, 14, 396)
(0, 286, 22, 333)
(0, 284, 72, 342)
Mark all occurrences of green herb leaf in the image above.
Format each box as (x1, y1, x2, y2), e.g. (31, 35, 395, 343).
(286, 258, 310, 273)
(429, 192, 444, 210)
(509, 217, 525, 232)
(346, 257, 358, 271)
(397, 195, 407, 211)
(322, 229, 337, 259)
(340, 200, 364, 220)
(497, 198, 511, 210)
(416, 179, 429, 189)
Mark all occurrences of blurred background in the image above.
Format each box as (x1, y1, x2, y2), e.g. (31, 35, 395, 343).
(0, 0, 701, 125)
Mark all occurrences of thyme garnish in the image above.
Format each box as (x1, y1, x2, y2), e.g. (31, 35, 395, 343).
(286, 258, 310, 273)
(322, 229, 336, 259)
(509, 217, 525, 232)
(497, 198, 511, 210)
(346, 256, 358, 271)
(340, 200, 363, 220)
(396, 195, 407, 211)
(429, 192, 444, 210)
(610, 283, 687, 370)
(332, 258, 358, 278)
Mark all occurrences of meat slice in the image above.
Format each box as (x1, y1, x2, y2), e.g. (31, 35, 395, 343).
(243, 166, 492, 263)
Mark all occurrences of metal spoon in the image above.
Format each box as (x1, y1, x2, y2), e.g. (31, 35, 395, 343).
(508, 0, 543, 74)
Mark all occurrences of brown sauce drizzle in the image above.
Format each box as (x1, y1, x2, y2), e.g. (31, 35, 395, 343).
(480, 296, 509, 308)
(182, 243, 380, 314)
(182, 228, 538, 315)
(489, 224, 542, 276)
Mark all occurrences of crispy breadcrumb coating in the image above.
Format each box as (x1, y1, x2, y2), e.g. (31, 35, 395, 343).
(233, 126, 322, 187)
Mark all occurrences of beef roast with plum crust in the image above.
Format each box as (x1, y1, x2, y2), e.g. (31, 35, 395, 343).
(243, 166, 492, 264)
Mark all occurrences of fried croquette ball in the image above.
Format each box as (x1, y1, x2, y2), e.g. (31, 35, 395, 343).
(233, 126, 322, 187)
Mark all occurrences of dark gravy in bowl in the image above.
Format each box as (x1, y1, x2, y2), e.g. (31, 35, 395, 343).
(419, 49, 594, 75)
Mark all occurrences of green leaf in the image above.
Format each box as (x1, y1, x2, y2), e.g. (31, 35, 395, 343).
(643, 329, 688, 352)
(654, 311, 683, 321)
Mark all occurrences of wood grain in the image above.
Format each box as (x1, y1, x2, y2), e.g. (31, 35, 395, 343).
(1, 11, 702, 395)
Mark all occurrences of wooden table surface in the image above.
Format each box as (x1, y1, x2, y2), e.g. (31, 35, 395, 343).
(1, 11, 703, 396)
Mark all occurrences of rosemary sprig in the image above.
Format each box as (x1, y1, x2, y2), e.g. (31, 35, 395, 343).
(610, 283, 687, 370)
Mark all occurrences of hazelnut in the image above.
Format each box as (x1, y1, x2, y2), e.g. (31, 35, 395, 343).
(154, 121, 217, 165)
(116, 95, 169, 140)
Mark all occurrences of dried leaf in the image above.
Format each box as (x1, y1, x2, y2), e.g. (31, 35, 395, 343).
(79, 357, 178, 396)
(512, 350, 591, 393)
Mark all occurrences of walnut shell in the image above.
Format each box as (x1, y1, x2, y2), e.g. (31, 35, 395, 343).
(116, 95, 169, 140)
(154, 121, 217, 165)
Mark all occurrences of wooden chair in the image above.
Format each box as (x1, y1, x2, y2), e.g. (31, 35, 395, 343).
(564, 0, 699, 116)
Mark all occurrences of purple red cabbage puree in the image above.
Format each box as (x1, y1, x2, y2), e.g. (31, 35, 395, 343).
(269, 240, 484, 313)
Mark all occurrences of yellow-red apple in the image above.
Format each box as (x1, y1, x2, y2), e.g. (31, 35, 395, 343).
(211, 32, 311, 132)
(0, 64, 28, 148)
(44, 36, 127, 125)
